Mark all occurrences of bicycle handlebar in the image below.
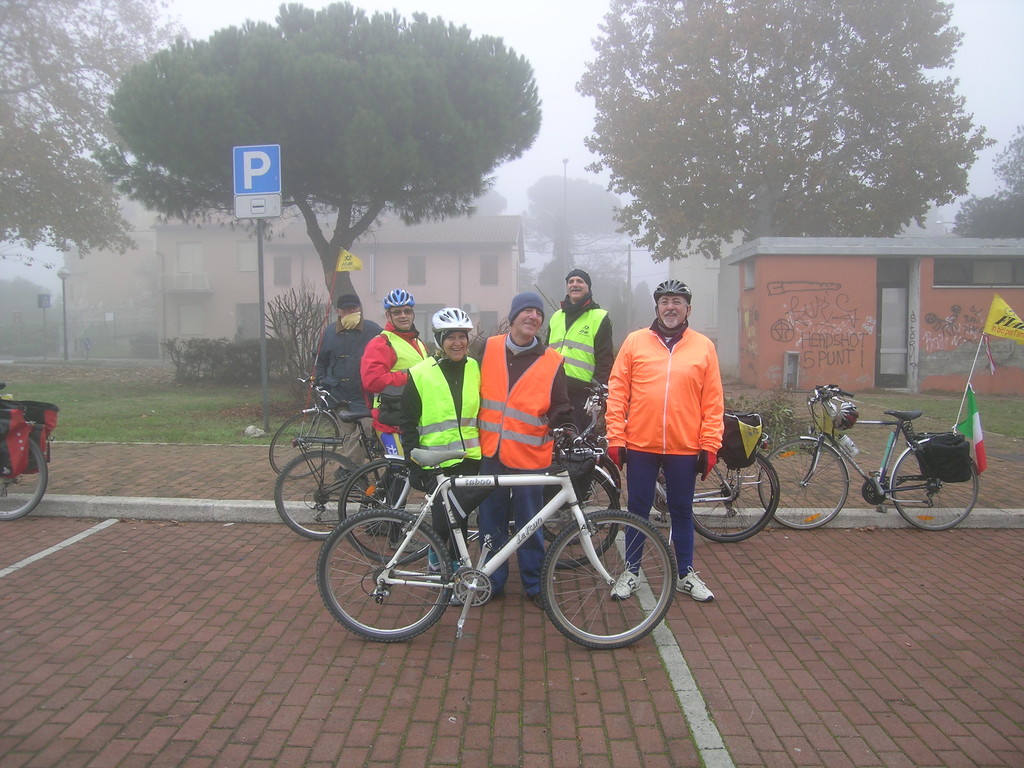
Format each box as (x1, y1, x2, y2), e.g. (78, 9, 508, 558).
(811, 384, 856, 400)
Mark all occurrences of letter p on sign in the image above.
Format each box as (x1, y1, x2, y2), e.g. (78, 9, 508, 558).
(233, 144, 281, 195)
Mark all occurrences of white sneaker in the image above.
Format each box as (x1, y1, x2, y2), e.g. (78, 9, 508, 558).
(677, 567, 714, 602)
(612, 571, 640, 600)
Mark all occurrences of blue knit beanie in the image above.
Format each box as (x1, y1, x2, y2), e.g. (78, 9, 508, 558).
(509, 291, 545, 323)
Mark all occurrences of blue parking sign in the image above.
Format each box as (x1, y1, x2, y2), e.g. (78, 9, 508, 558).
(233, 145, 281, 195)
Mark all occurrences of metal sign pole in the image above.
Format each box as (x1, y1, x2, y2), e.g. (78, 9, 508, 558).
(257, 218, 270, 432)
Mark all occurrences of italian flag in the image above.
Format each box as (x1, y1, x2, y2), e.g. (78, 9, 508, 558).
(955, 384, 987, 474)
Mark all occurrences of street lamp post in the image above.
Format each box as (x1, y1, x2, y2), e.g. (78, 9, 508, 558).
(562, 158, 570, 274)
(57, 267, 70, 361)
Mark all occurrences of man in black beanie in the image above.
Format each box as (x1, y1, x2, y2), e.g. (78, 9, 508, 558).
(476, 291, 573, 607)
(546, 268, 614, 431)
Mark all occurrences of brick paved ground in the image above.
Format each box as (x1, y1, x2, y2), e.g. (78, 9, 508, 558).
(1, 438, 1023, 767)
(2, 516, 1022, 767)
(40, 438, 1024, 510)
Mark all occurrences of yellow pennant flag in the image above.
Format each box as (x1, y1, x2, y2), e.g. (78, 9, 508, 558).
(983, 293, 1024, 345)
(335, 249, 363, 272)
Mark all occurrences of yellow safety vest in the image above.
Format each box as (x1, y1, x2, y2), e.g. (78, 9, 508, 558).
(548, 308, 607, 383)
(373, 329, 428, 409)
(408, 357, 482, 467)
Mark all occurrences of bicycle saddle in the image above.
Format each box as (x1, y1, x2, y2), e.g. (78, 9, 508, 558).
(336, 406, 371, 422)
(883, 409, 922, 421)
(410, 447, 467, 467)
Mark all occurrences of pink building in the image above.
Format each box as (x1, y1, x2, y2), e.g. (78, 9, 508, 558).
(727, 237, 1024, 395)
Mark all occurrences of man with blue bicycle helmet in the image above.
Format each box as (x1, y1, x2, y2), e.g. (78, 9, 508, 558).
(360, 288, 429, 456)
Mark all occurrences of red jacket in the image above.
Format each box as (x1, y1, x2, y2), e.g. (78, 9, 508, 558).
(360, 323, 428, 433)
(606, 325, 724, 455)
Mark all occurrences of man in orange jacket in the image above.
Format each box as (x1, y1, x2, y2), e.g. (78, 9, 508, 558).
(605, 279, 724, 602)
(477, 291, 573, 606)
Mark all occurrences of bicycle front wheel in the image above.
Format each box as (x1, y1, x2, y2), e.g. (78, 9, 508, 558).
(317, 509, 451, 642)
(769, 437, 849, 529)
(693, 453, 779, 542)
(543, 460, 621, 568)
(890, 447, 979, 530)
(0, 441, 48, 520)
(275, 450, 357, 539)
(542, 511, 676, 650)
(268, 410, 340, 474)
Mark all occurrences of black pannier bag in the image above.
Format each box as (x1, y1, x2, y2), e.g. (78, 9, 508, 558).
(914, 432, 973, 483)
(375, 385, 405, 427)
(718, 411, 763, 469)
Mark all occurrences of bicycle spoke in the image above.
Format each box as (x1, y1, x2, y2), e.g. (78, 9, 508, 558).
(317, 509, 451, 642)
(275, 450, 356, 539)
(542, 511, 675, 650)
(692, 454, 778, 542)
(768, 438, 849, 529)
(890, 449, 978, 530)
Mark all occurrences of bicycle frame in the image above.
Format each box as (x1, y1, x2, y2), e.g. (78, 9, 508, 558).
(801, 387, 925, 503)
(373, 470, 615, 638)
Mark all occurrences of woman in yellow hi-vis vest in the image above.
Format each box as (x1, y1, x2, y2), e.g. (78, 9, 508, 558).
(400, 307, 481, 562)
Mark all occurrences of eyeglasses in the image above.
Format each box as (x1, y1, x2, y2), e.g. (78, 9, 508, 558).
(389, 308, 415, 316)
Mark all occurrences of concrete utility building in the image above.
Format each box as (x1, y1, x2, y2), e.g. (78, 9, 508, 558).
(725, 237, 1024, 395)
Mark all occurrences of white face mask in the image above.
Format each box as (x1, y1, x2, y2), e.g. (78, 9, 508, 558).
(339, 311, 362, 330)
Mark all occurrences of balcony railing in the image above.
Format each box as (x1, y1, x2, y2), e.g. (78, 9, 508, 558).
(159, 272, 211, 292)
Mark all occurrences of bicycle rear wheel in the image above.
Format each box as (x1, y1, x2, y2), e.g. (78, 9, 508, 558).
(693, 453, 779, 542)
(338, 459, 411, 518)
(275, 450, 357, 539)
(317, 509, 451, 642)
(268, 410, 340, 474)
(890, 448, 979, 530)
(542, 511, 676, 650)
(0, 441, 48, 520)
(768, 437, 849, 529)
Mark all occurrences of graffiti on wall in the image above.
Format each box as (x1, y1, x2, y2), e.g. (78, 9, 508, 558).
(920, 304, 984, 353)
(766, 281, 875, 371)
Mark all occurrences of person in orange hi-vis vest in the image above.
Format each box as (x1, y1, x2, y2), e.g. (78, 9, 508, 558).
(477, 291, 573, 607)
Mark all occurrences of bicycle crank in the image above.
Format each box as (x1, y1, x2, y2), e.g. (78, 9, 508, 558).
(860, 479, 887, 506)
(452, 568, 493, 607)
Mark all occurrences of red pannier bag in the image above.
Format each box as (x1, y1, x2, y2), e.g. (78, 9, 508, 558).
(19, 401, 59, 474)
(0, 403, 31, 478)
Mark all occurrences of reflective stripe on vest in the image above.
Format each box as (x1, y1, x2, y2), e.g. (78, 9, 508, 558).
(409, 357, 481, 466)
(478, 335, 562, 469)
(548, 308, 606, 382)
(373, 329, 428, 408)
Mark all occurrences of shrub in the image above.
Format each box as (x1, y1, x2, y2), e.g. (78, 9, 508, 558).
(726, 390, 800, 449)
(162, 337, 284, 384)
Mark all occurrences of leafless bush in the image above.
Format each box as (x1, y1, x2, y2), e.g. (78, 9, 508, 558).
(266, 284, 331, 400)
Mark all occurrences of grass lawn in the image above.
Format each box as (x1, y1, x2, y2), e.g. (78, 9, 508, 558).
(4, 361, 1021, 446)
(0, 362, 300, 444)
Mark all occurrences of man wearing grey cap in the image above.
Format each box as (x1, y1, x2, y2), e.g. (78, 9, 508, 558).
(546, 268, 614, 431)
(476, 291, 573, 607)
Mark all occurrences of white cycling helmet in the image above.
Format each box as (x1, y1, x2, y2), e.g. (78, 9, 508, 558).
(432, 307, 473, 348)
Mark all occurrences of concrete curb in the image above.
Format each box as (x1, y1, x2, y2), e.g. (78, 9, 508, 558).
(30, 494, 1024, 528)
